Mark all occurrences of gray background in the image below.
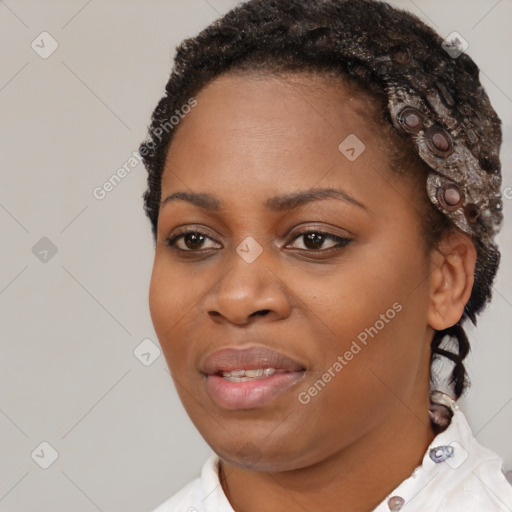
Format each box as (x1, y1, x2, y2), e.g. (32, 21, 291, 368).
(1, 0, 511, 511)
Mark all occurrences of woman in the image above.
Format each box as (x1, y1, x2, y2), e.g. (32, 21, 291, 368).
(139, 0, 512, 510)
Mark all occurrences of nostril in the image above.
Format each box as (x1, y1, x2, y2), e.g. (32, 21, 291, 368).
(250, 309, 271, 317)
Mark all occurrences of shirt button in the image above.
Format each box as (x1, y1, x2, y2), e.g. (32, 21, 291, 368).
(429, 444, 455, 463)
(388, 495, 405, 511)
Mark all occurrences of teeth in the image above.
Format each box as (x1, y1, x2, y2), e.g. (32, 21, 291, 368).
(221, 367, 281, 380)
(244, 369, 264, 378)
(228, 369, 246, 377)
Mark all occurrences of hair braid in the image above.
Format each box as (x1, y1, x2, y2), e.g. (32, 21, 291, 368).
(430, 323, 471, 400)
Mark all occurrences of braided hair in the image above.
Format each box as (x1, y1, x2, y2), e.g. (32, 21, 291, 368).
(139, 0, 503, 401)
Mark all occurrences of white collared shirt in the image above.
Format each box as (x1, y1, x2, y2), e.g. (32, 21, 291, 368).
(151, 408, 512, 511)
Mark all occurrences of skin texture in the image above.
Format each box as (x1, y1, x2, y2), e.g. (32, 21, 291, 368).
(148, 71, 476, 512)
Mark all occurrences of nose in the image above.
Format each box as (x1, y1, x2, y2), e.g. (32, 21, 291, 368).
(203, 252, 292, 326)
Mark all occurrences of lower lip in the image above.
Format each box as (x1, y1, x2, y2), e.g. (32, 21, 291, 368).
(205, 371, 305, 410)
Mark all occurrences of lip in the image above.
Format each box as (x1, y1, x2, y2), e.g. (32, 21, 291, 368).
(200, 346, 306, 410)
(201, 346, 306, 375)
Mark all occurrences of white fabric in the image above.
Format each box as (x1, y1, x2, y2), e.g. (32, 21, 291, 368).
(152, 409, 512, 511)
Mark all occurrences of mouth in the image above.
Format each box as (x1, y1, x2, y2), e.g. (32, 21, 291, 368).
(201, 346, 307, 410)
(219, 367, 289, 382)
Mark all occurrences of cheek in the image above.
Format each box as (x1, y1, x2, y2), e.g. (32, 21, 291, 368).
(148, 256, 175, 338)
(286, 241, 428, 344)
(295, 238, 431, 405)
(148, 254, 196, 357)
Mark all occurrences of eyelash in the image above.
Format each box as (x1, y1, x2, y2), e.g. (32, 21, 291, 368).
(165, 228, 352, 256)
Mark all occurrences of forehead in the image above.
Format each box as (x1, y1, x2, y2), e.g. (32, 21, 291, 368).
(162, 70, 386, 186)
(174, 70, 379, 135)
(157, 71, 425, 242)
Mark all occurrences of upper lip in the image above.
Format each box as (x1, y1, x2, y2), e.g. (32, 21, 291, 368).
(201, 345, 306, 375)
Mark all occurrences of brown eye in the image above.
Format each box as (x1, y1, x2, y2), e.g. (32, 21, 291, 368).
(287, 230, 351, 252)
(303, 232, 328, 250)
(182, 233, 206, 250)
(166, 231, 221, 252)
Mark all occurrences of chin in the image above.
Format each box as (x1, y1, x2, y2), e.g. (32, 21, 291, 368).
(204, 429, 325, 473)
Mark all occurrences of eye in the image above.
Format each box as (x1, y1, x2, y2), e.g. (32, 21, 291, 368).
(286, 229, 352, 252)
(166, 230, 222, 252)
(165, 227, 351, 255)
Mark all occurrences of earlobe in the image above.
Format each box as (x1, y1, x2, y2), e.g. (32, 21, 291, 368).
(427, 232, 477, 331)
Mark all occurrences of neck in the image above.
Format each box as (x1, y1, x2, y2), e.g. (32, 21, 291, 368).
(219, 399, 436, 512)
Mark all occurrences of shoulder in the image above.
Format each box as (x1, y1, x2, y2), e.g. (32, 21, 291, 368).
(150, 454, 234, 512)
(375, 408, 512, 511)
(440, 409, 512, 509)
(436, 410, 512, 511)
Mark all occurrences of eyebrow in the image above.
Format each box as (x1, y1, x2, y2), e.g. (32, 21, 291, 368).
(160, 187, 367, 212)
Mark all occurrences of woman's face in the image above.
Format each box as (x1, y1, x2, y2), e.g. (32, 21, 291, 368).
(149, 71, 435, 471)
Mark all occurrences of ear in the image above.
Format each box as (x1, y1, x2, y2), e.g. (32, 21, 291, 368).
(427, 231, 477, 330)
